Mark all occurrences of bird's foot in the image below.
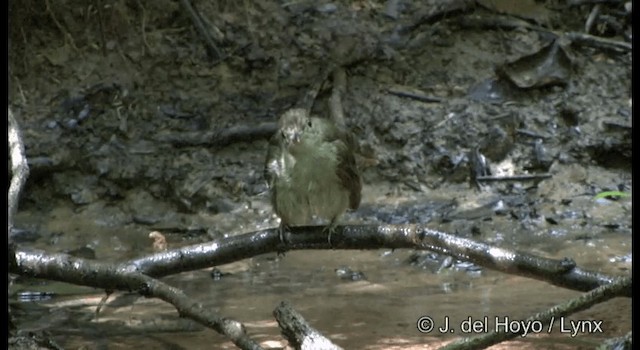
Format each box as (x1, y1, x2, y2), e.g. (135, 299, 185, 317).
(322, 220, 339, 248)
(277, 223, 291, 256)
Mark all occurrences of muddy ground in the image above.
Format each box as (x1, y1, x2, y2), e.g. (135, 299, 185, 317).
(9, 0, 631, 349)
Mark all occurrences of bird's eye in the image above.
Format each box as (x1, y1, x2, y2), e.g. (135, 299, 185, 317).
(307, 120, 312, 128)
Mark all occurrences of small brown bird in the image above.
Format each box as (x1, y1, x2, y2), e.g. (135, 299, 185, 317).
(264, 108, 361, 240)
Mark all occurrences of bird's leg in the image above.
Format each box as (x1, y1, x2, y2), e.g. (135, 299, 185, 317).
(277, 222, 291, 255)
(323, 217, 340, 247)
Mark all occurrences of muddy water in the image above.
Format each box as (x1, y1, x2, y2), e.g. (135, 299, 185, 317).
(11, 191, 631, 349)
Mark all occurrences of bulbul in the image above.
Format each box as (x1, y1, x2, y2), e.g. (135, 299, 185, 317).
(264, 108, 361, 239)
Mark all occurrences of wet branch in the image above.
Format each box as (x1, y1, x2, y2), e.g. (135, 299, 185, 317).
(11, 224, 628, 297)
(440, 276, 631, 350)
(8, 108, 30, 234)
(9, 246, 263, 350)
(78, 226, 631, 295)
(273, 301, 343, 350)
(145, 277, 261, 350)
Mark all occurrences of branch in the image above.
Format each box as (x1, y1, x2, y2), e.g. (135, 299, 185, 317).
(440, 276, 631, 349)
(273, 301, 343, 350)
(455, 14, 631, 53)
(385, 85, 443, 103)
(8, 245, 263, 350)
(143, 275, 262, 350)
(297, 64, 334, 114)
(398, 0, 475, 35)
(328, 67, 347, 128)
(178, 0, 222, 61)
(74, 226, 628, 295)
(155, 122, 278, 147)
(475, 173, 552, 182)
(8, 108, 30, 234)
(564, 31, 631, 53)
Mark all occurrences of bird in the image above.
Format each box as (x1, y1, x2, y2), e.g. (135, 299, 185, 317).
(264, 108, 361, 243)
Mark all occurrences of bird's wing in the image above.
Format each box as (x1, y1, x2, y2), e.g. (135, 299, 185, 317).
(264, 133, 282, 189)
(335, 139, 362, 210)
(313, 117, 362, 210)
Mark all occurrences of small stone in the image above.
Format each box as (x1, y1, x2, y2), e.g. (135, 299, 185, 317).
(316, 3, 337, 13)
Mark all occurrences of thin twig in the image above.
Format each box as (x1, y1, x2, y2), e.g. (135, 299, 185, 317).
(136, 0, 152, 55)
(516, 128, 550, 139)
(9, 73, 28, 105)
(385, 85, 443, 103)
(564, 31, 631, 53)
(476, 173, 553, 182)
(45, 0, 78, 51)
(178, 0, 223, 60)
(95, 0, 107, 57)
(456, 14, 631, 53)
(584, 4, 602, 33)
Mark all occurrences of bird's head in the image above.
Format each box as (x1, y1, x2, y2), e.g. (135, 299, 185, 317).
(278, 108, 312, 145)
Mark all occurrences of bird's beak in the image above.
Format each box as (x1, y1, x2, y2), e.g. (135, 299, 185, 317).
(292, 131, 302, 144)
(284, 129, 302, 145)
